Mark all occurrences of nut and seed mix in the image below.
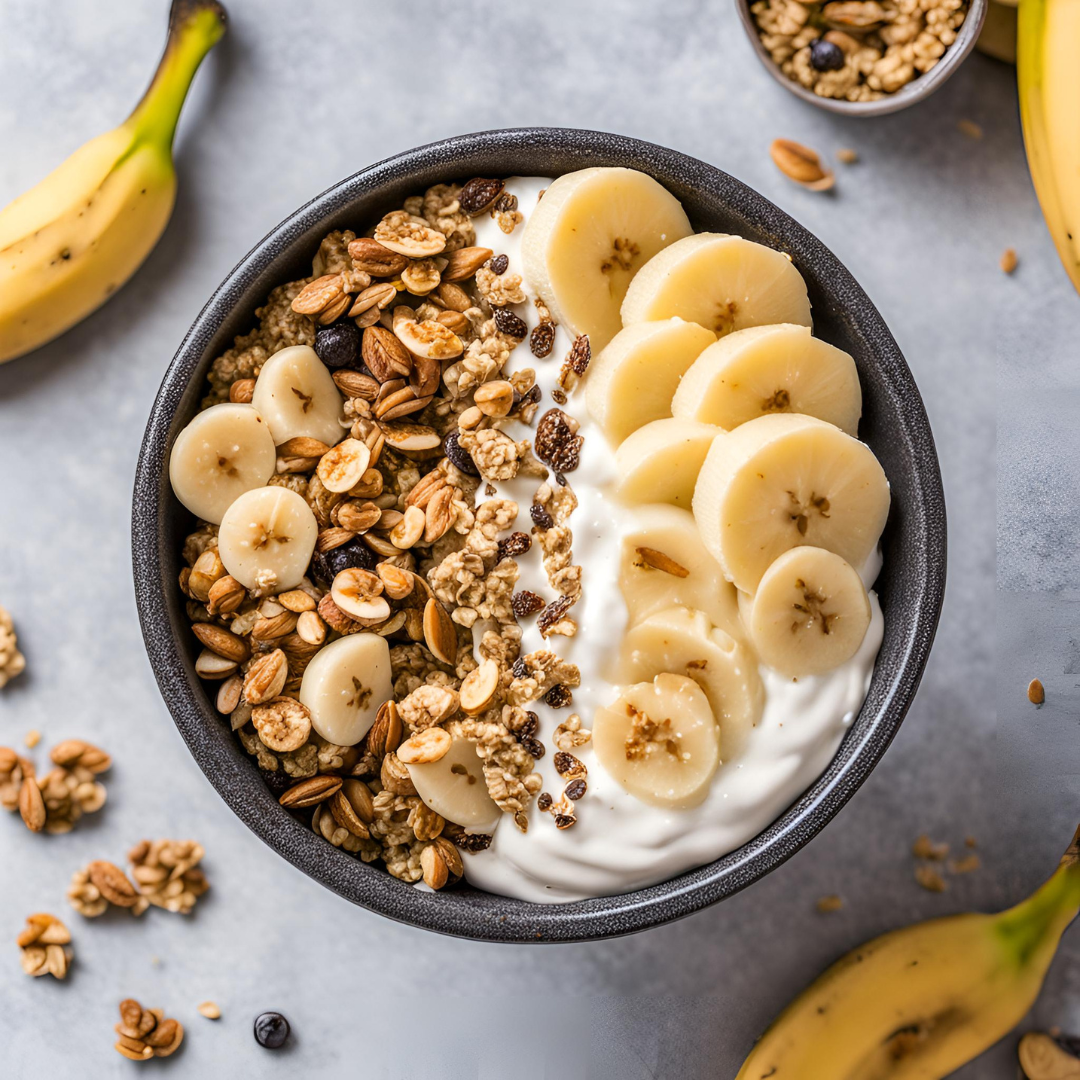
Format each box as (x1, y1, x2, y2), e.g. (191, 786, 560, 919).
(179, 178, 600, 889)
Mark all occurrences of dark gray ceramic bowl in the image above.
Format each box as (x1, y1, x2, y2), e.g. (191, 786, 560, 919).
(133, 127, 946, 942)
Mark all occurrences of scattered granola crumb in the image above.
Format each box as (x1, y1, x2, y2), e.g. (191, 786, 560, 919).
(23, 730, 40, 749)
(17, 914, 72, 979)
(197, 1001, 221, 1020)
(912, 833, 949, 861)
(0, 604, 26, 688)
(836, 148, 858, 164)
(128, 839, 209, 915)
(1028, 678, 1045, 704)
(815, 894, 844, 914)
(958, 119, 983, 140)
(964, 835, 977, 849)
(1000, 248, 1018, 274)
(914, 864, 947, 892)
(948, 853, 981, 874)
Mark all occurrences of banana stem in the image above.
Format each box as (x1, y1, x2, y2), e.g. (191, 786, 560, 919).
(126, 0, 227, 152)
(997, 824, 1080, 966)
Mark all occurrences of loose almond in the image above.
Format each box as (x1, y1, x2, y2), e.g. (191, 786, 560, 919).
(635, 547, 691, 578)
(19, 779, 45, 832)
(88, 860, 139, 907)
(192, 623, 250, 663)
(423, 597, 458, 665)
(443, 246, 494, 282)
(279, 775, 342, 808)
(769, 139, 835, 192)
(363, 325, 413, 382)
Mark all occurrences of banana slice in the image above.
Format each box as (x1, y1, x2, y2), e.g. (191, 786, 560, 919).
(618, 605, 763, 759)
(621, 233, 812, 338)
(693, 414, 890, 594)
(251, 344, 344, 447)
(613, 417, 722, 510)
(217, 486, 318, 592)
(407, 736, 502, 831)
(586, 318, 716, 444)
(521, 167, 693, 351)
(298, 633, 393, 745)
(168, 403, 277, 524)
(671, 324, 861, 436)
(618, 504, 741, 639)
(748, 547, 871, 677)
(594, 673, 720, 809)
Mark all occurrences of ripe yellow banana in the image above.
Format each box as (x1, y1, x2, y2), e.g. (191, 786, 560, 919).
(1018, 0, 1080, 294)
(737, 824, 1080, 1079)
(0, 0, 226, 364)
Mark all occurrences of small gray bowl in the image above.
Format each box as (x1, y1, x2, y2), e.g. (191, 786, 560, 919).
(133, 128, 946, 942)
(736, 0, 988, 117)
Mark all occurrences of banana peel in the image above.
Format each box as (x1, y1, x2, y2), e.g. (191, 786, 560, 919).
(737, 825, 1080, 1079)
(0, 0, 227, 364)
(1018, 0, 1080, 295)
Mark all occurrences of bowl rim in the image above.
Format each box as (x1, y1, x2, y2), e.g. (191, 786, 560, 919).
(133, 126, 946, 942)
(734, 0, 988, 118)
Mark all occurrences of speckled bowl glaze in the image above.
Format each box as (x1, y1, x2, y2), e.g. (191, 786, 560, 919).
(736, 0, 987, 118)
(133, 128, 946, 942)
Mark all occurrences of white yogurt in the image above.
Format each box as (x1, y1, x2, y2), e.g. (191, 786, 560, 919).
(457, 178, 882, 903)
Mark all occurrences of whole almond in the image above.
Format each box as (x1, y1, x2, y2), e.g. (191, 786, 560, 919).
(316, 527, 358, 554)
(229, 378, 255, 404)
(191, 623, 250, 664)
(340, 778, 375, 823)
(362, 325, 412, 382)
(250, 611, 298, 642)
(291, 273, 345, 316)
(769, 139, 835, 192)
(421, 841, 449, 890)
(333, 369, 381, 401)
(365, 700, 402, 759)
(433, 282, 472, 312)
(397, 726, 452, 765)
(423, 485, 456, 544)
(88, 861, 139, 907)
(188, 550, 225, 601)
(279, 775, 342, 809)
(216, 674, 243, 714)
(349, 281, 399, 317)
(277, 436, 331, 458)
(410, 355, 442, 399)
(277, 589, 317, 613)
(19, 778, 45, 832)
(328, 790, 371, 838)
(50, 739, 112, 773)
(143, 1018, 180, 1050)
(243, 649, 289, 705)
(347, 237, 409, 276)
(443, 246, 494, 282)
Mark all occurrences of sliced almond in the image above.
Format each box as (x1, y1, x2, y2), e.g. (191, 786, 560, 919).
(317, 438, 371, 493)
(379, 421, 442, 452)
(216, 674, 243, 714)
(423, 597, 458, 665)
(348, 282, 400, 316)
(460, 658, 499, 716)
(635, 547, 691, 578)
(333, 369, 381, 401)
(194, 648, 239, 680)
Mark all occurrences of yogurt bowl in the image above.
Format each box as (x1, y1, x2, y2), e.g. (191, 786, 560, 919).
(133, 128, 945, 941)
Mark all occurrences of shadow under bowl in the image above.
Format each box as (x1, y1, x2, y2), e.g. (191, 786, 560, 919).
(735, 0, 988, 117)
(133, 127, 946, 942)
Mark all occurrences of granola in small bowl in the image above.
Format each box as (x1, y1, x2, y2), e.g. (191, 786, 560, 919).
(168, 168, 888, 902)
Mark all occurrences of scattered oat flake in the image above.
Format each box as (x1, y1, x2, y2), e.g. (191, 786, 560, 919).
(1028, 678, 1045, 705)
(949, 853, 981, 874)
(197, 1001, 221, 1020)
(836, 148, 858, 164)
(23, 730, 40, 749)
(1001, 248, 1018, 274)
(915, 864, 947, 892)
(815, 894, 844, 913)
(958, 119, 983, 139)
(912, 834, 949, 860)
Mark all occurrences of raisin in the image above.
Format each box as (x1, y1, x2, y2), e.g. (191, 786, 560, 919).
(260, 769, 292, 797)
(521, 737, 545, 759)
(554, 751, 586, 778)
(537, 594, 575, 636)
(529, 503, 554, 530)
(537, 792, 553, 812)
(554, 814, 576, 830)
(311, 539, 376, 587)
(564, 334, 591, 376)
(545, 683, 573, 709)
(551, 388, 568, 406)
(494, 192, 518, 214)
(459, 177, 504, 216)
(516, 712, 539, 741)
(535, 409, 583, 473)
(493, 307, 528, 339)
(497, 532, 532, 562)
(489, 253, 509, 275)
(520, 384, 542, 409)
(443, 429, 480, 477)
(512, 657, 528, 679)
(512, 591, 545, 618)
(564, 778, 587, 801)
(450, 831, 492, 852)
(530, 323, 555, 358)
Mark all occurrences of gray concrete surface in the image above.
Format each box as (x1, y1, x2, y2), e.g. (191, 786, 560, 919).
(0, 0, 1076, 1076)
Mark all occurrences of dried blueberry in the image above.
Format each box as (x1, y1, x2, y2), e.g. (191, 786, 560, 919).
(489, 253, 509, 275)
(254, 1011, 290, 1049)
(810, 38, 845, 72)
(311, 538, 376, 586)
(444, 429, 480, 477)
(314, 322, 360, 369)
